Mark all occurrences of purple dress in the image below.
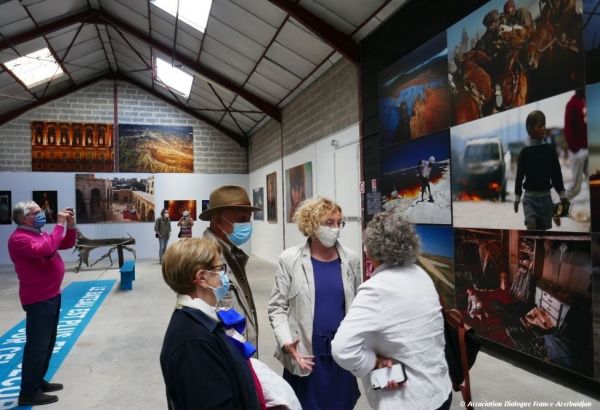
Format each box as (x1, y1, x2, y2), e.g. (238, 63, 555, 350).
(283, 257, 360, 409)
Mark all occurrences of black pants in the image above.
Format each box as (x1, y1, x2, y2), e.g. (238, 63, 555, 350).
(21, 294, 61, 394)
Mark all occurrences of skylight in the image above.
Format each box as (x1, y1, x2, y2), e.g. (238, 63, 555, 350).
(4, 48, 63, 89)
(151, 0, 213, 33)
(155, 57, 194, 98)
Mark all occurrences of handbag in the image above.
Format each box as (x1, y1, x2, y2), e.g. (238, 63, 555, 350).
(155, 233, 159, 238)
(177, 231, 182, 238)
(443, 307, 480, 410)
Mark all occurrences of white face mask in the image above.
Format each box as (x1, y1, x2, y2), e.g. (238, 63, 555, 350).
(315, 225, 340, 248)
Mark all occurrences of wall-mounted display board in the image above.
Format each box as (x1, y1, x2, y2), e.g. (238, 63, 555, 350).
(266, 172, 277, 223)
(285, 162, 312, 223)
(118, 124, 194, 173)
(360, 0, 600, 385)
(32, 122, 114, 172)
(253, 187, 264, 221)
(75, 174, 155, 223)
(0, 191, 11, 224)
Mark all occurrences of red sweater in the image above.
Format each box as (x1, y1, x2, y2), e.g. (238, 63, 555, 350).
(8, 225, 77, 305)
(564, 94, 587, 153)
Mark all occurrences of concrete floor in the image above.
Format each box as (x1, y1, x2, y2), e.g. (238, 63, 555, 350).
(0, 256, 599, 409)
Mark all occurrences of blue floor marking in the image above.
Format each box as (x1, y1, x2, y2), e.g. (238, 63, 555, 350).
(0, 280, 116, 409)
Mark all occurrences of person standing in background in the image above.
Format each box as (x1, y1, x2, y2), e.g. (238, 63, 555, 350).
(177, 210, 193, 238)
(154, 209, 171, 264)
(8, 201, 76, 406)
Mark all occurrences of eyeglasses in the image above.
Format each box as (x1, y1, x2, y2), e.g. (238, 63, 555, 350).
(25, 210, 42, 217)
(321, 218, 346, 229)
(205, 264, 227, 273)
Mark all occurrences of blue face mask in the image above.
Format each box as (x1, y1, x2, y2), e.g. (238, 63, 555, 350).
(208, 270, 230, 302)
(31, 212, 46, 229)
(223, 218, 252, 246)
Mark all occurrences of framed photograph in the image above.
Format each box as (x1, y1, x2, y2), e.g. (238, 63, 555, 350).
(381, 130, 452, 225)
(266, 172, 277, 223)
(253, 187, 264, 221)
(415, 224, 454, 307)
(378, 32, 450, 146)
(118, 124, 194, 173)
(0, 191, 11, 224)
(285, 162, 313, 223)
(164, 200, 197, 222)
(584, 0, 600, 85)
(32, 191, 58, 224)
(588, 82, 600, 232)
(75, 174, 155, 223)
(454, 228, 594, 378)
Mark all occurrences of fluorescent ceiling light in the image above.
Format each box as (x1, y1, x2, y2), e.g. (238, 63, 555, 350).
(155, 57, 194, 98)
(4, 48, 63, 89)
(151, 0, 212, 33)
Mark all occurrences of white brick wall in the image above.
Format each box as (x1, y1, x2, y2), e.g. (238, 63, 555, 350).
(0, 80, 247, 173)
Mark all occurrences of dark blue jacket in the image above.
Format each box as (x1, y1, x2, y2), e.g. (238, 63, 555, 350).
(160, 306, 260, 410)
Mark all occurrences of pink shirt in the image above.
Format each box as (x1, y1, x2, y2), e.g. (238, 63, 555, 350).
(8, 225, 77, 305)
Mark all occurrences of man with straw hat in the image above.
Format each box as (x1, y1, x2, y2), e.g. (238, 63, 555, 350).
(200, 185, 262, 351)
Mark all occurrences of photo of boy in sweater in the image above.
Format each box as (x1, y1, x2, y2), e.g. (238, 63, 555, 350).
(513, 110, 571, 230)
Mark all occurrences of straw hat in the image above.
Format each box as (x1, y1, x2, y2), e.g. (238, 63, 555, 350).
(199, 185, 261, 221)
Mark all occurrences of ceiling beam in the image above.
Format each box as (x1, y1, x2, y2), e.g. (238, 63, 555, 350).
(0, 73, 111, 127)
(266, 0, 360, 65)
(0, 9, 282, 122)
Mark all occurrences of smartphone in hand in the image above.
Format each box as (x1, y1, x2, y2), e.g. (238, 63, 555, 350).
(370, 363, 407, 390)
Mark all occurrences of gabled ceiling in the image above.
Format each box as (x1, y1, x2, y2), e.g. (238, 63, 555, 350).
(0, 0, 408, 147)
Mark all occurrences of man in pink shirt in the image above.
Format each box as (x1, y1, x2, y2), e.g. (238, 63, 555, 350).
(8, 201, 76, 406)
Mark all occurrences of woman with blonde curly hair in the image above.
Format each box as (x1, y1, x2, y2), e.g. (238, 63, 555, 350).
(268, 196, 362, 409)
(331, 210, 451, 410)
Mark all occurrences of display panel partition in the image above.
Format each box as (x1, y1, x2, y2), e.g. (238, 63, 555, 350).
(360, 0, 600, 387)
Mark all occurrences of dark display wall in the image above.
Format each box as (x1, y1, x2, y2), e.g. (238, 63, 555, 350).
(360, 0, 600, 388)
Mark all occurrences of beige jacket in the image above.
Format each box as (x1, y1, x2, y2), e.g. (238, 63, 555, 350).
(268, 240, 362, 376)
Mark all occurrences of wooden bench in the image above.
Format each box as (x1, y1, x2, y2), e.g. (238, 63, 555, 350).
(120, 260, 136, 291)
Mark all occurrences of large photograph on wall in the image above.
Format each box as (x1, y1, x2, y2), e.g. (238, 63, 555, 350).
(447, 0, 584, 125)
(454, 228, 594, 379)
(253, 187, 264, 221)
(31, 122, 114, 172)
(75, 174, 155, 223)
(164, 200, 197, 222)
(118, 124, 194, 173)
(32, 191, 58, 224)
(451, 89, 590, 232)
(266, 172, 277, 223)
(589, 82, 600, 232)
(415, 224, 454, 307)
(0, 191, 11, 224)
(381, 130, 452, 225)
(285, 162, 313, 223)
(378, 32, 450, 146)
(584, 0, 600, 85)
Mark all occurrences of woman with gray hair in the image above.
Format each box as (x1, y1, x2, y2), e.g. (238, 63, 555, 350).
(331, 210, 451, 410)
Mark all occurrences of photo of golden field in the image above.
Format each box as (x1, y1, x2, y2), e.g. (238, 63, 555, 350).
(118, 124, 193, 173)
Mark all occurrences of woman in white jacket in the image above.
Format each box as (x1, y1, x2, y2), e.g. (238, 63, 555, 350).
(268, 197, 362, 409)
(331, 210, 451, 410)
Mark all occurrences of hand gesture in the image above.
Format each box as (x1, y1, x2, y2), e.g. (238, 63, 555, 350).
(57, 208, 71, 225)
(513, 201, 519, 213)
(283, 339, 315, 372)
(64, 208, 75, 227)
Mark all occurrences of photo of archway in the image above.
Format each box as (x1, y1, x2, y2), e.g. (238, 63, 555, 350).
(451, 89, 590, 232)
(454, 228, 594, 379)
(285, 162, 312, 223)
(75, 174, 155, 223)
(447, 0, 584, 125)
(381, 130, 452, 225)
(32, 191, 58, 224)
(378, 32, 450, 146)
(118, 124, 193, 173)
(253, 187, 264, 221)
(415, 224, 454, 307)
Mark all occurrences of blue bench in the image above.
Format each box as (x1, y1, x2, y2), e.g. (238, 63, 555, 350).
(120, 260, 136, 291)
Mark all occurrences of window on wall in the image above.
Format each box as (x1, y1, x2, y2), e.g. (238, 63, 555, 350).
(4, 48, 63, 89)
(154, 57, 194, 98)
(151, 0, 212, 33)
